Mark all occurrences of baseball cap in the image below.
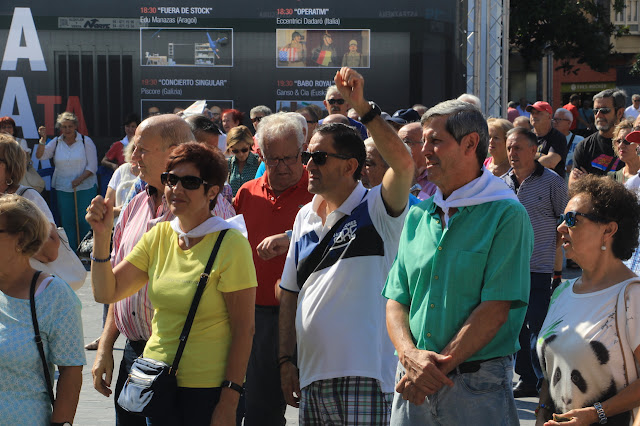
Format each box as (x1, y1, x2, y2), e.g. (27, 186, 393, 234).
(388, 108, 421, 124)
(626, 130, 640, 144)
(525, 101, 553, 115)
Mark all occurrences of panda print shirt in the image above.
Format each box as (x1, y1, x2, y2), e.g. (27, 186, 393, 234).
(537, 277, 640, 425)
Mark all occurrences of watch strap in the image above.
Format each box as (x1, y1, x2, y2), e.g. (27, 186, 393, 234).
(360, 101, 381, 125)
(221, 379, 244, 395)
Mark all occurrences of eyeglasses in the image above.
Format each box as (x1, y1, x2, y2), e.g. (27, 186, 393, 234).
(232, 147, 249, 154)
(327, 99, 345, 105)
(551, 118, 570, 122)
(306, 120, 318, 124)
(251, 116, 264, 123)
(613, 138, 635, 146)
(160, 172, 209, 190)
(264, 152, 300, 167)
(593, 107, 612, 115)
(557, 211, 605, 227)
(301, 151, 353, 166)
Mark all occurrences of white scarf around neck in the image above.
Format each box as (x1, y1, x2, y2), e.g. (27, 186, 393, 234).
(170, 214, 248, 247)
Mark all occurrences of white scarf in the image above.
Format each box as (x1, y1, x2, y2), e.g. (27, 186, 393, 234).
(170, 214, 248, 247)
(432, 167, 517, 226)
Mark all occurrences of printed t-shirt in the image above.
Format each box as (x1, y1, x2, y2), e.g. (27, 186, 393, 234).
(573, 132, 624, 175)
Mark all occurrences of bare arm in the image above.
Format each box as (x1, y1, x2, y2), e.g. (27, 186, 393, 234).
(279, 290, 301, 407)
(537, 152, 562, 170)
(211, 287, 256, 426)
(50, 365, 83, 423)
(72, 169, 94, 189)
(101, 155, 119, 171)
(92, 304, 120, 397)
(334, 67, 414, 216)
(104, 187, 122, 218)
(256, 232, 290, 260)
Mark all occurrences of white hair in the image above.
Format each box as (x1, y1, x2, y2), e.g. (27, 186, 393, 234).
(554, 107, 573, 124)
(457, 93, 482, 109)
(256, 112, 304, 153)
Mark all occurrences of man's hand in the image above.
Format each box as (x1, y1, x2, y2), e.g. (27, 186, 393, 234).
(280, 362, 301, 408)
(334, 67, 367, 112)
(400, 348, 454, 395)
(256, 233, 290, 260)
(92, 344, 114, 397)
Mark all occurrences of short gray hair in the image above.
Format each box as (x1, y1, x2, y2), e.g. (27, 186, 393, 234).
(56, 111, 78, 128)
(633, 94, 640, 101)
(457, 93, 482, 109)
(256, 112, 304, 153)
(554, 107, 573, 124)
(364, 137, 411, 168)
(421, 100, 488, 167)
(506, 126, 537, 147)
(593, 88, 627, 111)
(325, 85, 340, 99)
(250, 105, 272, 118)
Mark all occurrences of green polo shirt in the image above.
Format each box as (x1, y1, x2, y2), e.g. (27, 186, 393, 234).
(382, 198, 533, 360)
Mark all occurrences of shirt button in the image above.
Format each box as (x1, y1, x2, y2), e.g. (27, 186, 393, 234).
(430, 303, 435, 308)
(426, 332, 432, 337)
(434, 275, 439, 280)
(438, 246, 443, 251)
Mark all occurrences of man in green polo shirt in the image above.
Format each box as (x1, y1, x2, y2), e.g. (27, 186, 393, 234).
(382, 100, 534, 425)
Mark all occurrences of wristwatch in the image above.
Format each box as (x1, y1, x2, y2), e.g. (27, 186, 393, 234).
(359, 101, 381, 125)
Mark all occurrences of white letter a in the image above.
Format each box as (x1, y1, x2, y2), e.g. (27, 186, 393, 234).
(1, 7, 46, 71)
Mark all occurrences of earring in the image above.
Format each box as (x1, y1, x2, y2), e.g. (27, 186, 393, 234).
(5, 178, 12, 186)
(601, 244, 606, 251)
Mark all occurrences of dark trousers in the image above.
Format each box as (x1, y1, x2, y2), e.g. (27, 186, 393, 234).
(115, 339, 147, 426)
(244, 305, 287, 426)
(146, 387, 245, 426)
(515, 272, 551, 390)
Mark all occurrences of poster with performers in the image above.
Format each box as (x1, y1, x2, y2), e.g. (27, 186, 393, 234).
(276, 29, 370, 68)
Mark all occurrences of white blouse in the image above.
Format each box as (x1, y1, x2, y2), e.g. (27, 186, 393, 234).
(39, 132, 97, 192)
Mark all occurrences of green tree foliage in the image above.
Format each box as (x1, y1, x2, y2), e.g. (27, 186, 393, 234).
(510, 0, 627, 73)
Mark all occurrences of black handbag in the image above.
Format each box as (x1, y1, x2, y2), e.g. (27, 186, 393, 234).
(117, 229, 228, 417)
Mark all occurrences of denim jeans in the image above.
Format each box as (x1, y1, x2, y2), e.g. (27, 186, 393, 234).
(390, 357, 518, 426)
(515, 272, 551, 390)
(115, 339, 147, 426)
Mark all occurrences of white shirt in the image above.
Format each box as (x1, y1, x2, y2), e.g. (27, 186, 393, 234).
(625, 104, 640, 121)
(39, 132, 98, 192)
(280, 183, 409, 392)
(107, 162, 138, 208)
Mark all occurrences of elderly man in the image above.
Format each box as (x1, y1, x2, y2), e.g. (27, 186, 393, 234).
(279, 67, 414, 424)
(321, 84, 368, 140)
(91, 115, 199, 425)
(383, 100, 533, 425)
(501, 127, 568, 398)
(233, 113, 313, 425)
(553, 107, 584, 174)
(514, 115, 532, 131)
(526, 101, 568, 178)
(399, 122, 437, 200)
(250, 105, 272, 132)
(625, 94, 640, 121)
(570, 89, 627, 185)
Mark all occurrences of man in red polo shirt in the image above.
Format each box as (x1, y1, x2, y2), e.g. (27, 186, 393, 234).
(234, 112, 313, 426)
(563, 94, 589, 132)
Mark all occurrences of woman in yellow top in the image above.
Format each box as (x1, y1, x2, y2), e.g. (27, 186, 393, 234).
(87, 142, 257, 426)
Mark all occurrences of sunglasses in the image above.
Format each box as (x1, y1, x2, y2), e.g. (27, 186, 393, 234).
(232, 147, 249, 154)
(613, 138, 635, 146)
(301, 151, 353, 166)
(160, 172, 209, 190)
(593, 107, 612, 115)
(251, 116, 264, 123)
(557, 211, 604, 227)
(327, 99, 345, 105)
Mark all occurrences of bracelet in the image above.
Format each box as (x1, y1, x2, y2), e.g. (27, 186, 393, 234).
(90, 253, 111, 263)
(221, 380, 244, 395)
(593, 402, 607, 424)
(278, 355, 293, 368)
(534, 403, 551, 417)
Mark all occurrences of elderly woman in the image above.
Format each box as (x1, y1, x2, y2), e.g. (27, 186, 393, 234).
(608, 119, 638, 184)
(484, 117, 513, 176)
(226, 125, 260, 196)
(36, 112, 98, 251)
(0, 135, 59, 263)
(536, 175, 640, 425)
(87, 142, 256, 425)
(0, 195, 85, 424)
(221, 109, 244, 134)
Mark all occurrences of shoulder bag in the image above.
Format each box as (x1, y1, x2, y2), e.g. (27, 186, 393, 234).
(29, 270, 55, 406)
(614, 279, 640, 423)
(117, 229, 228, 417)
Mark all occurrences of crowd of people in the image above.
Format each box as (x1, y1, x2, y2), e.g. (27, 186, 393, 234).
(1, 67, 640, 426)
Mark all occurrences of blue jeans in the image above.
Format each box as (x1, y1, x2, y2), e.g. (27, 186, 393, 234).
(390, 357, 518, 426)
(115, 340, 147, 426)
(515, 272, 551, 390)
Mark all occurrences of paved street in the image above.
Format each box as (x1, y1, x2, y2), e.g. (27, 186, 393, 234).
(72, 268, 581, 425)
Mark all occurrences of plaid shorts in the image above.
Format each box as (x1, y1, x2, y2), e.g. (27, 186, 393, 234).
(300, 376, 393, 425)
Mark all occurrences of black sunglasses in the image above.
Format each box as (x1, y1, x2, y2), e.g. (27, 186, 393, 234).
(557, 211, 604, 227)
(613, 138, 635, 146)
(301, 151, 353, 166)
(327, 99, 345, 105)
(160, 172, 209, 190)
(232, 147, 249, 154)
(593, 107, 612, 115)
(251, 116, 264, 123)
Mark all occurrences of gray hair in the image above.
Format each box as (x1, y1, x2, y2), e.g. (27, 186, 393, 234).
(325, 85, 340, 99)
(256, 112, 304, 153)
(554, 107, 574, 124)
(633, 94, 640, 101)
(506, 126, 538, 147)
(364, 136, 411, 169)
(250, 105, 273, 118)
(457, 93, 482, 109)
(593, 88, 627, 111)
(286, 112, 308, 142)
(421, 100, 488, 167)
(56, 111, 78, 128)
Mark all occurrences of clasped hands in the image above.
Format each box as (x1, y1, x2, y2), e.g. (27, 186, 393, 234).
(397, 348, 454, 405)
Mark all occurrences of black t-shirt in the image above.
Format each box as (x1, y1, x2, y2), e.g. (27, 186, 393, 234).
(537, 127, 568, 177)
(573, 132, 624, 175)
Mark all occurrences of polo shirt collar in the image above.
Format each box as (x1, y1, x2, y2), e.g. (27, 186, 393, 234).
(260, 168, 309, 198)
(311, 181, 366, 217)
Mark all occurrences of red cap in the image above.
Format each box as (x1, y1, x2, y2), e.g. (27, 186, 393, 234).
(626, 130, 640, 144)
(525, 101, 553, 115)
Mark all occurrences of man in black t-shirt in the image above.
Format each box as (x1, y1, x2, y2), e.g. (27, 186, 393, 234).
(526, 101, 568, 177)
(569, 89, 627, 187)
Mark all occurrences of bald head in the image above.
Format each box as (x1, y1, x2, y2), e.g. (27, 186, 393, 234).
(398, 122, 426, 174)
(323, 114, 350, 125)
(138, 114, 196, 150)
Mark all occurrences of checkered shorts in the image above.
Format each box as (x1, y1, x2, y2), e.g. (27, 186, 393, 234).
(300, 376, 393, 425)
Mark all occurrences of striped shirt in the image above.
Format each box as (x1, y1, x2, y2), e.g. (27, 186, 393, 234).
(112, 185, 236, 341)
(501, 162, 568, 273)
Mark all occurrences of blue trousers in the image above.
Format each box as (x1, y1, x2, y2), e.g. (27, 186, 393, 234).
(115, 340, 147, 426)
(515, 272, 551, 390)
(56, 185, 96, 251)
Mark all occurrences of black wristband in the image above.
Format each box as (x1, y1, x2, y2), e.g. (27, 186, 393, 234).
(221, 380, 244, 395)
(359, 101, 381, 125)
(278, 355, 294, 368)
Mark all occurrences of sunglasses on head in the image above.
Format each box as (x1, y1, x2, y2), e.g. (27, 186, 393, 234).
(232, 147, 249, 154)
(557, 211, 604, 227)
(593, 107, 612, 115)
(327, 99, 345, 105)
(301, 151, 353, 166)
(160, 172, 208, 190)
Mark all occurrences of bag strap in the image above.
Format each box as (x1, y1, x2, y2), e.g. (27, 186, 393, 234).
(17, 186, 35, 196)
(567, 133, 576, 150)
(29, 270, 55, 406)
(614, 279, 640, 423)
(170, 229, 228, 375)
(604, 155, 618, 173)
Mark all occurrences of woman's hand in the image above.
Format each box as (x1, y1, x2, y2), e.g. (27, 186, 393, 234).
(86, 196, 114, 236)
(38, 126, 47, 139)
(543, 407, 598, 425)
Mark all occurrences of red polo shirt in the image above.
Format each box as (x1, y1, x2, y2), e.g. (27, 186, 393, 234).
(234, 170, 312, 306)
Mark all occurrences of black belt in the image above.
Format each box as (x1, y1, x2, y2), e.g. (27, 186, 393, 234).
(454, 356, 504, 374)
